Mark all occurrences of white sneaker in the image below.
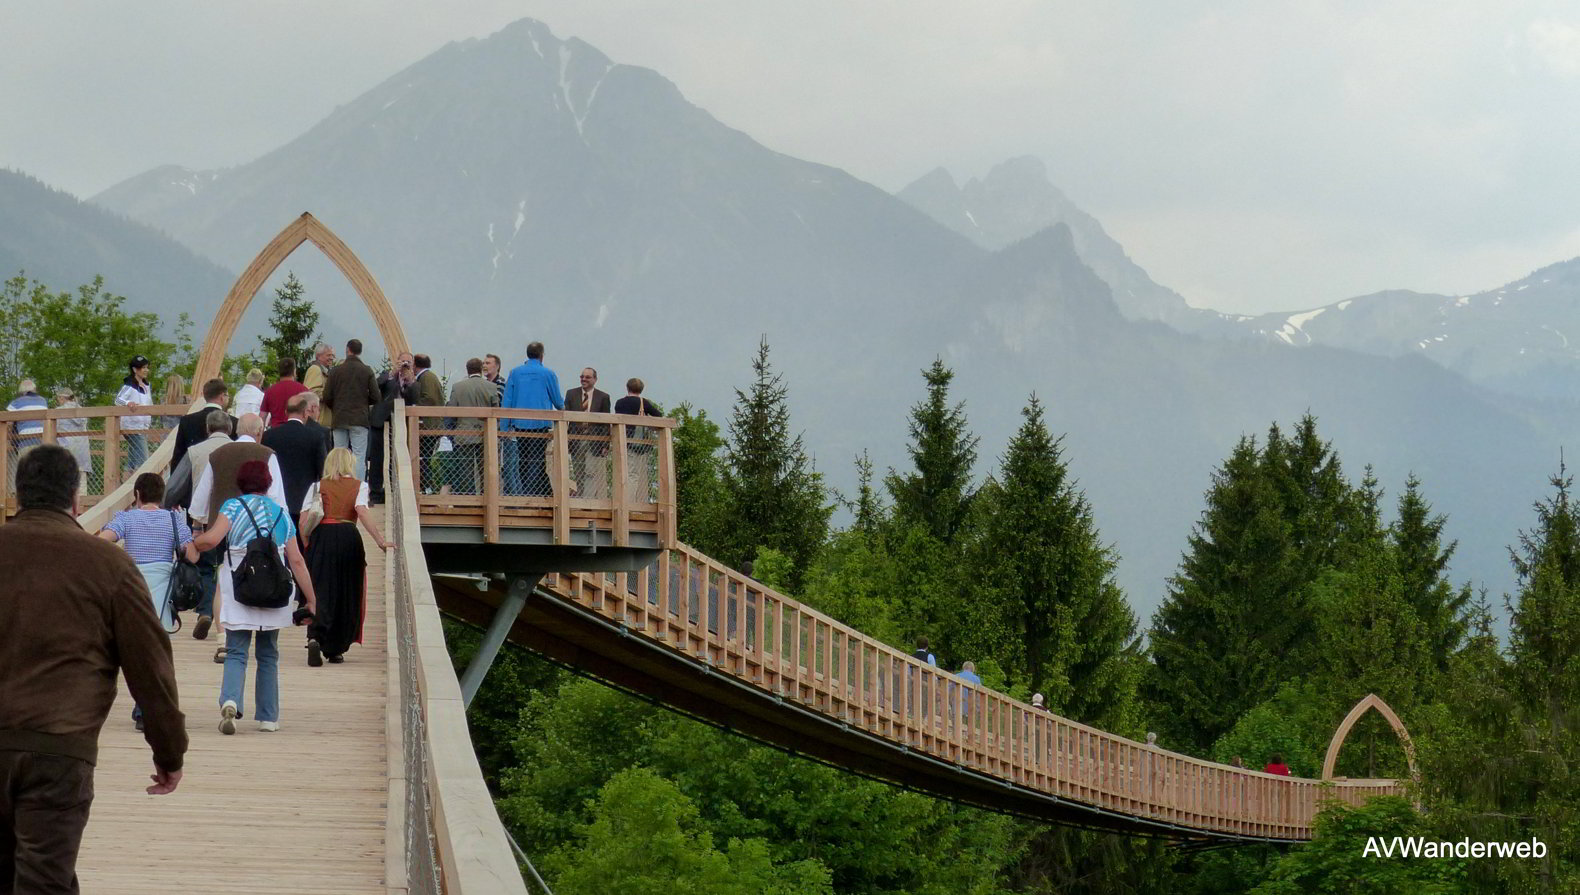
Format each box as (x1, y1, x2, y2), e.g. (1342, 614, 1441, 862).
(219, 701, 238, 736)
(257, 721, 280, 732)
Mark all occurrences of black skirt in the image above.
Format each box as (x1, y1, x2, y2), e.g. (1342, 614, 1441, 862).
(304, 521, 366, 657)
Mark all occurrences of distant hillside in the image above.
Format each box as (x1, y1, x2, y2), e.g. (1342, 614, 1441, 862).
(0, 169, 235, 326)
(1234, 260, 1580, 401)
(90, 18, 1577, 615)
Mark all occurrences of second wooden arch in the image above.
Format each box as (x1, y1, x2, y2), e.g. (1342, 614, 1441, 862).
(192, 213, 410, 388)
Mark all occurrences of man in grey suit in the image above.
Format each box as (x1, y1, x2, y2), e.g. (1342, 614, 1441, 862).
(446, 357, 500, 495)
(564, 367, 612, 499)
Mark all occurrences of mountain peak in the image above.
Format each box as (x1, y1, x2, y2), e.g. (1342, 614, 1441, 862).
(898, 157, 1209, 329)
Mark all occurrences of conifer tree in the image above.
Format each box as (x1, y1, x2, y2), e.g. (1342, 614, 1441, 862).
(970, 396, 1138, 728)
(1426, 474, 1580, 892)
(1390, 475, 1470, 672)
(257, 271, 320, 368)
(718, 338, 831, 588)
(848, 451, 885, 537)
(1149, 416, 1382, 753)
(886, 359, 978, 543)
(1148, 435, 1293, 752)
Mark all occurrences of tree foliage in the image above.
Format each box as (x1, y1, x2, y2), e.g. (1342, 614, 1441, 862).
(0, 273, 174, 405)
(968, 396, 1140, 729)
(257, 271, 321, 369)
(886, 358, 978, 543)
(717, 337, 832, 588)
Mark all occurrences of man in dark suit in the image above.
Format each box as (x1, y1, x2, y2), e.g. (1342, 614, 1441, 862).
(410, 354, 446, 493)
(172, 378, 236, 471)
(368, 352, 415, 505)
(261, 392, 329, 529)
(565, 367, 612, 498)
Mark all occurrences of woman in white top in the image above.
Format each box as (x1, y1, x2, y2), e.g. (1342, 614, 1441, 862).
(193, 459, 317, 734)
(233, 367, 266, 420)
(114, 354, 153, 475)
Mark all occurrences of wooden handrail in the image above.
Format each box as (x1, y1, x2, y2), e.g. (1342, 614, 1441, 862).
(537, 543, 1403, 840)
(0, 403, 192, 421)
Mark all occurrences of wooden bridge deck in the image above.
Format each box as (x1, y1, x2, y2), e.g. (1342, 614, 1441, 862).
(77, 524, 393, 894)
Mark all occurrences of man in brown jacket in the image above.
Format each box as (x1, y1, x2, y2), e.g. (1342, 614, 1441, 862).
(322, 338, 381, 479)
(0, 446, 187, 891)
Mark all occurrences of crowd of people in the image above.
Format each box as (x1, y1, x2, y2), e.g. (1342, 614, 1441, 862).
(3, 339, 661, 740)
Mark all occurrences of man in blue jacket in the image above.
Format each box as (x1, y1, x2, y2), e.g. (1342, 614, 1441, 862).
(500, 341, 564, 495)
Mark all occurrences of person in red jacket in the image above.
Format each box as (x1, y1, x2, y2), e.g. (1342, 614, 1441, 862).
(1263, 753, 1291, 776)
(260, 356, 310, 428)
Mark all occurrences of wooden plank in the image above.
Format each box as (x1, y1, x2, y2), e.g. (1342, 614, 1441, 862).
(78, 526, 391, 894)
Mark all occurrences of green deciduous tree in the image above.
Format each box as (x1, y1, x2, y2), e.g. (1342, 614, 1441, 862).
(1251, 798, 1467, 895)
(671, 401, 729, 552)
(0, 274, 174, 406)
(545, 767, 832, 895)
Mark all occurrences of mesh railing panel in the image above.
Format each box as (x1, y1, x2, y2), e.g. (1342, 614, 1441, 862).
(388, 428, 443, 895)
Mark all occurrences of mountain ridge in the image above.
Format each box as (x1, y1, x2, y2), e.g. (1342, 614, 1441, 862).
(83, 17, 1576, 616)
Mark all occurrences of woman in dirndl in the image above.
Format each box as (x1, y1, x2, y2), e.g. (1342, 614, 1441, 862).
(302, 447, 393, 666)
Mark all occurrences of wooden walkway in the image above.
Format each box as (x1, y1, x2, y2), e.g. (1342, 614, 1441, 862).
(77, 523, 393, 894)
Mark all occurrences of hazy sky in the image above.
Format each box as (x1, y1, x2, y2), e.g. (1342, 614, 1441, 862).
(5, 1, 1580, 314)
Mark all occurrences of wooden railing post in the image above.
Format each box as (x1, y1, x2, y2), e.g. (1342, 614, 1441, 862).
(483, 424, 500, 544)
(103, 416, 122, 494)
(611, 423, 628, 547)
(552, 422, 571, 544)
(658, 426, 676, 545)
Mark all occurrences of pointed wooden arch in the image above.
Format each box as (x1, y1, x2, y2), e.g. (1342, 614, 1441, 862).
(1322, 693, 1419, 783)
(193, 213, 409, 387)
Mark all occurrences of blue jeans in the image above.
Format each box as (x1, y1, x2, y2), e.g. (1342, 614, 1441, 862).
(123, 432, 147, 475)
(332, 426, 370, 479)
(220, 628, 280, 722)
(195, 559, 217, 617)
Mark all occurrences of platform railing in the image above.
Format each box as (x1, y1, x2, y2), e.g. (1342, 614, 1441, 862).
(539, 549, 1405, 840)
(391, 403, 531, 893)
(1, 403, 188, 520)
(405, 406, 675, 547)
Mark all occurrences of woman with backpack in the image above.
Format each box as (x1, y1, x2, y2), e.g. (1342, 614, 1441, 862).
(98, 472, 199, 730)
(301, 447, 393, 667)
(193, 459, 318, 734)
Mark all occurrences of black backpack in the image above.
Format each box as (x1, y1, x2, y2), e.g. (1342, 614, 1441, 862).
(165, 510, 204, 614)
(229, 497, 294, 609)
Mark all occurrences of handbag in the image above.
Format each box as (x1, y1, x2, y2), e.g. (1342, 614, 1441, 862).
(299, 482, 324, 539)
(163, 511, 203, 627)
